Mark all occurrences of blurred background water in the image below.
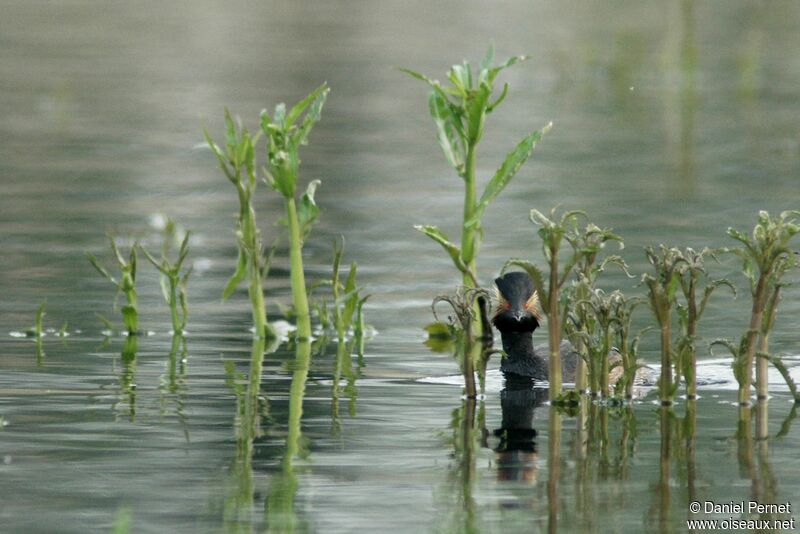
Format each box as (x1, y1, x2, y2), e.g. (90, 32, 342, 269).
(1, 1, 799, 532)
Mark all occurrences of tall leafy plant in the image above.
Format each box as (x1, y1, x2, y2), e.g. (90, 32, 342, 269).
(720, 211, 799, 403)
(674, 248, 735, 399)
(404, 45, 551, 336)
(205, 111, 275, 339)
(564, 222, 627, 392)
(641, 245, 686, 406)
(504, 207, 586, 401)
(260, 84, 329, 341)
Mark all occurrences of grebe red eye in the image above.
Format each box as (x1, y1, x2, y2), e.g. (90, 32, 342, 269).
(504, 302, 511, 310)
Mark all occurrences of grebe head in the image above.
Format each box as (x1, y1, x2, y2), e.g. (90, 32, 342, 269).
(491, 272, 542, 334)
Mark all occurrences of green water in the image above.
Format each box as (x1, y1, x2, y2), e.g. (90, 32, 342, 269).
(1, 1, 800, 532)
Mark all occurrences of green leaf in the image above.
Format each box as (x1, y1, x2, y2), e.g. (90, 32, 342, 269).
(138, 245, 166, 275)
(465, 83, 490, 143)
(86, 252, 117, 285)
(332, 238, 344, 298)
(760, 353, 799, 400)
(296, 85, 330, 146)
(486, 82, 508, 113)
(298, 180, 321, 243)
(96, 313, 116, 332)
(488, 55, 528, 83)
(34, 301, 46, 335)
(448, 63, 471, 94)
(224, 108, 237, 154)
(341, 263, 358, 330)
(399, 68, 460, 112)
(203, 129, 234, 181)
(222, 249, 248, 300)
(424, 322, 456, 353)
(479, 42, 495, 72)
(399, 67, 436, 85)
(158, 274, 171, 304)
(428, 91, 464, 173)
(414, 225, 467, 275)
(286, 82, 329, 127)
(466, 123, 552, 228)
(177, 231, 191, 268)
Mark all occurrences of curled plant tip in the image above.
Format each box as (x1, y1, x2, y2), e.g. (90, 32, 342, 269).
(432, 286, 490, 331)
(758, 353, 800, 402)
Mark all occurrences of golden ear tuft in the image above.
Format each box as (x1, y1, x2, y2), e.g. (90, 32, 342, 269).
(492, 284, 509, 317)
(525, 290, 542, 321)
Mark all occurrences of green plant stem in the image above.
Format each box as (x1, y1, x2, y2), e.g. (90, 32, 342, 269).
(169, 280, 181, 334)
(600, 328, 611, 398)
(574, 282, 589, 394)
(463, 336, 477, 398)
(741, 277, 767, 404)
(619, 329, 633, 400)
(660, 321, 672, 405)
(686, 281, 698, 399)
(756, 285, 779, 401)
(121, 270, 138, 335)
(757, 333, 770, 401)
(286, 198, 312, 340)
(249, 257, 268, 339)
(461, 145, 478, 278)
(460, 145, 484, 338)
(548, 249, 562, 401)
(575, 338, 587, 394)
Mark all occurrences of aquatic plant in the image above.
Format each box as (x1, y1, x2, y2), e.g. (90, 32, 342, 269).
(641, 245, 686, 406)
(673, 248, 735, 399)
(205, 110, 275, 339)
(260, 83, 329, 341)
(86, 235, 139, 335)
(756, 280, 800, 404)
(140, 220, 192, 334)
(329, 239, 369, 342)
(404, 44, 551, 337)
(610, 294, 649, 400)
(575, 288, 622, 399)
(25, 301, 46, 337)
(504, 207, 586, 401)
(712, 212, 799, 405)
(432, 287, 493, 398)
(563, 222, 627, 392)
(307, 239, 369, 350)
(725, 210, 800, 403)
